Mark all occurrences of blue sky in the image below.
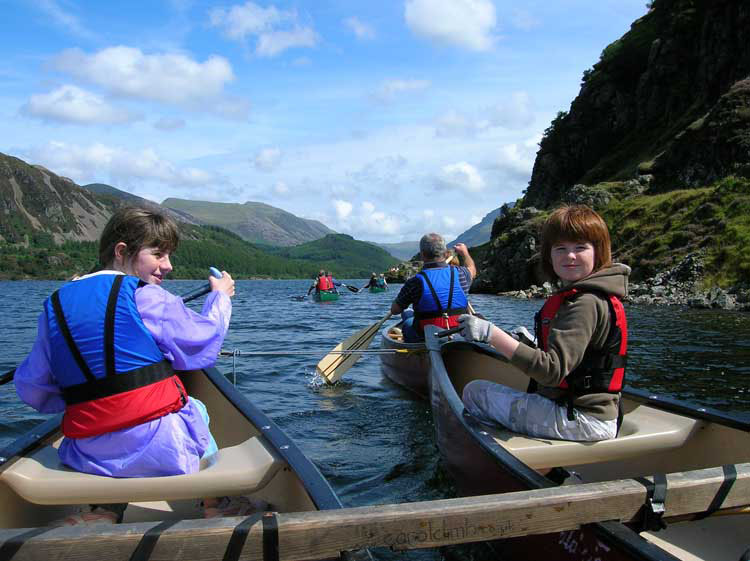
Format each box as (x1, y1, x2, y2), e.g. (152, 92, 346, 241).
(0, 0, 648, 243)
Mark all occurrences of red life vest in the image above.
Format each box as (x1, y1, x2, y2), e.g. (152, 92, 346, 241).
(535, 288, 627, 396)
(317, 275, 333, 291)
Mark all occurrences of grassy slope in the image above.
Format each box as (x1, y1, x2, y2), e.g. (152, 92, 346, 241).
(601, 176, 750, 286)
(265, 234, 400, 278)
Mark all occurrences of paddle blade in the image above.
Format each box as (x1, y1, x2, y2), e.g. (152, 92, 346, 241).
(316, 313, 391, 384)
(345, 284, 359, 293)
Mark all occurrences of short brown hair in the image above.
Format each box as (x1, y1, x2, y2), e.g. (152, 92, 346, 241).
(99, 206, 179, 268)
(541, 205, 612, 280)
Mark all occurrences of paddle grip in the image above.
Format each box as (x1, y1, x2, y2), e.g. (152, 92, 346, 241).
(182, 267, 224, 303)
(436, 325, 463, 338)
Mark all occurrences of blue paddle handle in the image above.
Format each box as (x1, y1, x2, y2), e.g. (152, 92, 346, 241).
(183, 267, 224, 303)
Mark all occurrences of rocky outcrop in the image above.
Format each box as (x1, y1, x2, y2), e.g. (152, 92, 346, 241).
(0, 153, 113, 244)
(474, 0, 750, 310)
(650, 78, 750, 189)
(473, 205, 546, 292)
(524, 0, 750, 209)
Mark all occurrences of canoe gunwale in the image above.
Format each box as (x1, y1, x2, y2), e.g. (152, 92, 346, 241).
(434, 337, 750, 433)
(0, 416, 60, 471)
(193, 366, 344, 512)
(424, 326, 704, 561)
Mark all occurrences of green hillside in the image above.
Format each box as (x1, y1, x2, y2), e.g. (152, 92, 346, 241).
(266, 233, 400, 278)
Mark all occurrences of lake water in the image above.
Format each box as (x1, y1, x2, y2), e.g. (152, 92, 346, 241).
(1, 279, 749, 560)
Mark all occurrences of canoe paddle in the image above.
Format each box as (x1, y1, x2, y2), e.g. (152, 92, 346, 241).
(0, 267, 224, 387)
(316, 311, 392, 384)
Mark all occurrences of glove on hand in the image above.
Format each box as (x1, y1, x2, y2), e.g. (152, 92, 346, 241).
(458, 314, 494, 343)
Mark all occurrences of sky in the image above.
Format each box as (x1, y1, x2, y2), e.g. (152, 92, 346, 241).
(0, 0, 648, 243)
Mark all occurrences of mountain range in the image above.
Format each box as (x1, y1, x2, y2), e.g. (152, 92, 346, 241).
(0, 152, 399, 279)
(162, 197, 334, 247)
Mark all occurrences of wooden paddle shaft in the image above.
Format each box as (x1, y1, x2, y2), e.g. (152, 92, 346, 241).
(4, 463, 749, 560)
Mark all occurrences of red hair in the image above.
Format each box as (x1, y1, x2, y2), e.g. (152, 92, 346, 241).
(541, 205, 612, 280)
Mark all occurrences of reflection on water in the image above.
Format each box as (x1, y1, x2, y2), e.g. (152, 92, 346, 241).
(1, 280, 749, 560)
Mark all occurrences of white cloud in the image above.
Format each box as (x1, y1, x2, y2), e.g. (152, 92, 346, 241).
(22, 85, 136, 125)
(256, 27, 318, 57)
(329, 200, 401, 236)
(488, 91, 535, 129)
(436, 161, 485, 192)
(494, 142, 536, 178)
(333, 199, 353, 219)
(24, 141, 220, 189)
(435, 92, 535, 138)
(343, 17, 375, 40)
(254, 147, 282, 171)
(405, 0, 497, 52)
(435, 110, 479, 138)
(153, 117, 186, 131)
(442, 216, 457, 229)
(209, 2, 289, 39)
(209, 2, 319, 57)
(373, 79, 430, 103)
(36, 0, 98, 41)
(273, 181, 289, 195)
(52, 47, 235, 105)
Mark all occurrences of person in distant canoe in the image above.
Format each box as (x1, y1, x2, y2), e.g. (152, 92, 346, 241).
(362, 272, 377, 290)
(390, 234, 476, 342)
(13, 207, 258, 523)
(361, 272, 387, 290)
(459, 205, 629, 442)
(308, 270, 342, 295)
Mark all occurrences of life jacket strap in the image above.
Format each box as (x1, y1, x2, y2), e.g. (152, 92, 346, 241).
(61, 359, 174, 405)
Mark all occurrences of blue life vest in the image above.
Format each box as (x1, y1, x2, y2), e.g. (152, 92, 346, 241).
(413, 266, 468, 332)
(45, 273, 185, 438)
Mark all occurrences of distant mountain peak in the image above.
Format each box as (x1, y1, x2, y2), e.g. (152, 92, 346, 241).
(162, 197, 335, 247)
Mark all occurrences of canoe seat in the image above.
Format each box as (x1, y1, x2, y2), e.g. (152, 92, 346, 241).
(492, 404, 704, 470)
(0, 436, 282, 505)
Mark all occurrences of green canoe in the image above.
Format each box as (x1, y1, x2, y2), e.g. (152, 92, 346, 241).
(369, 286, 387, 293)
(314, 290, 340, 302)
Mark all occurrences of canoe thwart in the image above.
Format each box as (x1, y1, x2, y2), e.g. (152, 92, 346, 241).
(2, 463, 750, 561)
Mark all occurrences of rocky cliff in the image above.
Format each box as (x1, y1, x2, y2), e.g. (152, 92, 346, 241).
(0, 153, 113, 244)
(476, 0, 750, 309)
(524, 0, 750, 208)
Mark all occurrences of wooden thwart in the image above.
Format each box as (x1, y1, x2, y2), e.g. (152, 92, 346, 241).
(2, 463, 749, 561)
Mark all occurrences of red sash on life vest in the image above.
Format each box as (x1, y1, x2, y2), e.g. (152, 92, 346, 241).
(63, 374, 187, 438)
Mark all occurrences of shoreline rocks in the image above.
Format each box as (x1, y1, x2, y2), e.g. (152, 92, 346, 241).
(494, 252, 750, 312)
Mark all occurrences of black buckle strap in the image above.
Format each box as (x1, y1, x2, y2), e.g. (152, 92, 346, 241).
(0, 526, 53, 560)
(223, 513, 263, 561)
(694, 464, 737, 520)
(636, 474, 668, 532)
(129, 519, 179, 561)
(222, 512, 278, 561)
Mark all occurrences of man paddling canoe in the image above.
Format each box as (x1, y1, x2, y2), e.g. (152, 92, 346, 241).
(390, 234, 476, 343)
